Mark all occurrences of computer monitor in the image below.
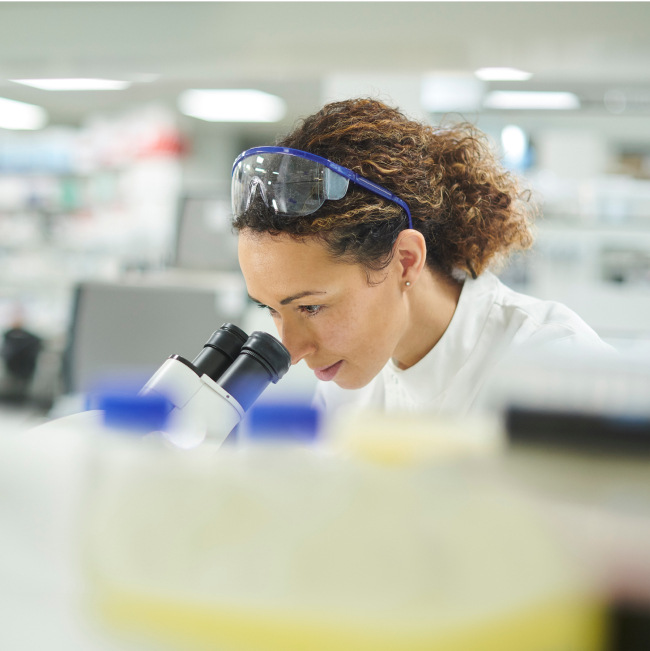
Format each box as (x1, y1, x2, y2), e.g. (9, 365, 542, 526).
(63, 281, 243, 394)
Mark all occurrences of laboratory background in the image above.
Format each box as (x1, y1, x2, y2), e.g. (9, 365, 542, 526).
(2, 3, 650, 651)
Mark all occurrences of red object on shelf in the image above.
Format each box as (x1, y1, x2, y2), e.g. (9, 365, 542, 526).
(137, 129, 189, 159)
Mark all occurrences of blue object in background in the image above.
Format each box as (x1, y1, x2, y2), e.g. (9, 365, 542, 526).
(248, 401, 320, 442)
(97, 392, 170, 433)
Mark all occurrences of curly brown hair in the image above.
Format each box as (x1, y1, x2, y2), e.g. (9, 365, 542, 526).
(233, 98, 535, 279)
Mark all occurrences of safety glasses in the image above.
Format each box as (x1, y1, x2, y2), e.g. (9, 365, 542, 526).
(231, 146, 412, 229)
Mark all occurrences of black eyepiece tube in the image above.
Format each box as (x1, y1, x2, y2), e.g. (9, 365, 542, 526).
(191, 323, 249, 382)
(217, 331, 292, 411)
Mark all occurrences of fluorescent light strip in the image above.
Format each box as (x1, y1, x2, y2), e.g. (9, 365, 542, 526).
(11, 78, 131, 91)
(0, 96, 48, 130)
(475, 67, 533, 81)
(178, 89, 286, 123)
(484, 91, 580, 110)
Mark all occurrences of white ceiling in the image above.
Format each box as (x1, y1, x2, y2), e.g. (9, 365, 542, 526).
(0, 2, 649, 127)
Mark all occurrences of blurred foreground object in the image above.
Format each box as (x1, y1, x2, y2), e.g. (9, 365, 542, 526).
(481, 347, 650, 455)
(80, 419, 601, 651)
(10, 347, 650, 650)
(483, 348, 650, 648)
(331, 408, 503, 466)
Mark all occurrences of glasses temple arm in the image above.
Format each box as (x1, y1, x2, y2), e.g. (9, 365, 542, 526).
(350, 174, 413, 229)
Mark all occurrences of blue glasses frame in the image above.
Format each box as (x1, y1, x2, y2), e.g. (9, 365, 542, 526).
(232, 146, 413, 229)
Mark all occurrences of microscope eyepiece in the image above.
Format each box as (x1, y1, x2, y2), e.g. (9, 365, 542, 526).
(217, 331, 291, 411)
(241, 331, 292, 383)
(213, 323, 248, 346)
(191, 323, 249, 382)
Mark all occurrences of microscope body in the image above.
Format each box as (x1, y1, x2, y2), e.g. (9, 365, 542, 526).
(141, 356, 244, 446)
(140, 324, 291, 447)
(36, 324, 290, 449)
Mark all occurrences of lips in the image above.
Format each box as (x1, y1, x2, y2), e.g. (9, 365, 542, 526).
(313, 360, 343, 382)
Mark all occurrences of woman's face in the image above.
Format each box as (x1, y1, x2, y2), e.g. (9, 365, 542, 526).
(238, 230, 409, 390)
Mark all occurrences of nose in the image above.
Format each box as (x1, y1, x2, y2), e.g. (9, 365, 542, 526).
(277, 320, 317, 365)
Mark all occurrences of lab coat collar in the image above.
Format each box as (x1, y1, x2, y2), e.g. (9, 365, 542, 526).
(386, 271, 500, 405)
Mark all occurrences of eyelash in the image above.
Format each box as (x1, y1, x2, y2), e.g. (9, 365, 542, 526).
(257, 304, 324, 317)
(301, 305, 323, 316)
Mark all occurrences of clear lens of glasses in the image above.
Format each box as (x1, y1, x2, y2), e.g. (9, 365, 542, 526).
(232, 152, 349, 218)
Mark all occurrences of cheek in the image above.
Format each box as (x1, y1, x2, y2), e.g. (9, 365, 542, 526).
(318, 285, 403, 359)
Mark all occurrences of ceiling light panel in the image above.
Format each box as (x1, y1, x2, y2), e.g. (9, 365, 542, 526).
(475, 68, 533, 81)
(0, 97, 48, 130)
(11, 78, 132, 91)
(483, 91, 580, 110)
(178, 89, 287, 123)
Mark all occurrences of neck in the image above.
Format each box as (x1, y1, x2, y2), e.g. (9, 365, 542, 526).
(392, 269, 463, 370)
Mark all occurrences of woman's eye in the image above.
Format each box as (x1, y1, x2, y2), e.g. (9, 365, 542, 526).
(257, 304, 278, 316)
(300, 305, 323, 316)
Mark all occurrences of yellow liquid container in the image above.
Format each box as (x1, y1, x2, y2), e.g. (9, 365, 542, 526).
(83, 431, 603, 651)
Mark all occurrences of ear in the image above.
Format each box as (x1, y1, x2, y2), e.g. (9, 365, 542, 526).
(393, 229, 427, 285)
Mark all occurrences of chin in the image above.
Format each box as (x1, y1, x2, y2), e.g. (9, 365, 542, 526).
(334, 371, 375, 391)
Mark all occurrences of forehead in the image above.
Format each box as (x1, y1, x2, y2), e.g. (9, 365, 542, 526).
(238, 230, 364, 300)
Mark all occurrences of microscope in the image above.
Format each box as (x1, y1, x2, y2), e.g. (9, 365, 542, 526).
(140, 324, 292, 446)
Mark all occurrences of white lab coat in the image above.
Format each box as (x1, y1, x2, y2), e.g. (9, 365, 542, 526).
(314, 271, 613, 417)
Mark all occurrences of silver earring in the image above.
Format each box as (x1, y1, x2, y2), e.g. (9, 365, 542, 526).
(405, 281, 411, 287)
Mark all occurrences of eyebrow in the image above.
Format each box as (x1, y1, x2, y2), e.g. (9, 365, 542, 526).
(248, 290, 327, 306)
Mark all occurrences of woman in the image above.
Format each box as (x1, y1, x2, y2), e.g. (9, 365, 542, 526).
(232, 99, 609, 415)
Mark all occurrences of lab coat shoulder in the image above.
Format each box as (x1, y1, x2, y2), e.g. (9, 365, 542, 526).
(491, 277, 612, 355)
(455, 275, 614, 413)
